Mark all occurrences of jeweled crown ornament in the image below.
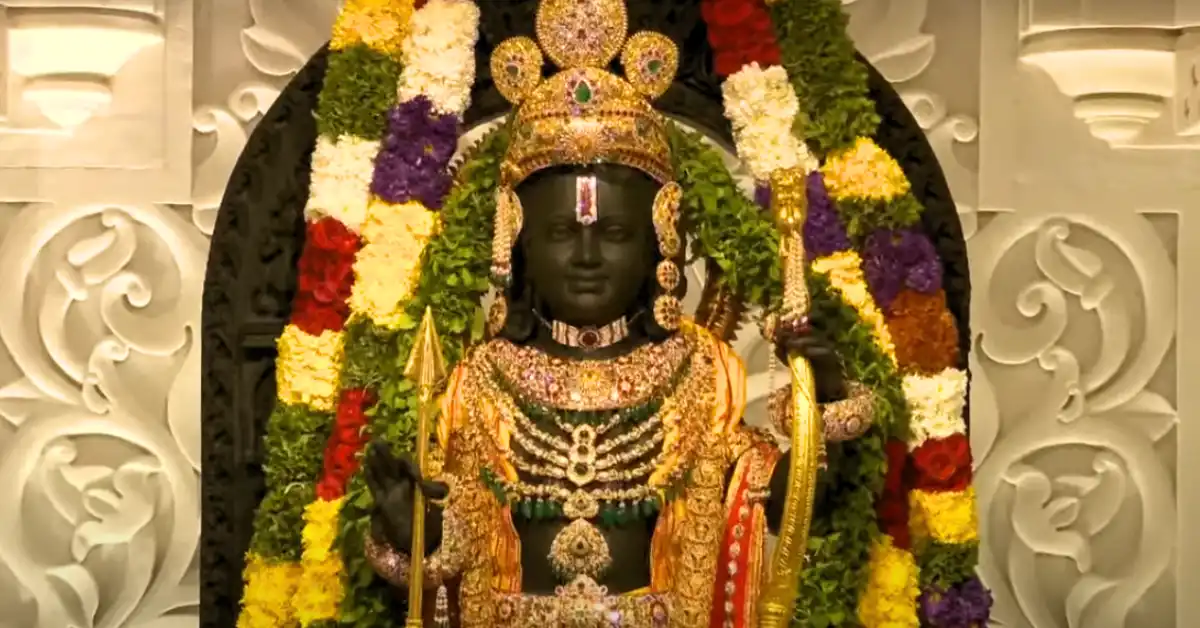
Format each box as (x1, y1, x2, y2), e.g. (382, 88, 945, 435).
(490, 0, 679, 188)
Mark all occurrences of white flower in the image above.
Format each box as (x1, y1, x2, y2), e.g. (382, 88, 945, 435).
(903, 367, 968, 449)
(721, 63, 816, 179)
(398, 0, 481, 116)
(722, 63, 799, 128)
(305, 135, 380, 233)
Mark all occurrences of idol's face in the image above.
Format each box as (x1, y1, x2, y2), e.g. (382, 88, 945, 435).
(517, 165, 659, 328)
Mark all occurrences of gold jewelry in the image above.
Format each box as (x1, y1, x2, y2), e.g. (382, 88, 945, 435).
(652, 182, 683, 332)
(548, 518, 612, 581)
(652, 182, 682, 258)
(482, 333, 691, 410)
(534, 312, 631, 351)
(491, 186, 523, 286)
(486, 297, 508, 337)
(493, 576, 671, 627)
(653, 295, 682, 331)
(492, 0, 678, 188)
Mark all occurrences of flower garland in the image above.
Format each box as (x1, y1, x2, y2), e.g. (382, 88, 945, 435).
(238, 0, 407, 622)
(237, 0, 987, 627)
(304, 2, 478, 626)
(237, 1, 480, 627)
(700, 0, 989, 625)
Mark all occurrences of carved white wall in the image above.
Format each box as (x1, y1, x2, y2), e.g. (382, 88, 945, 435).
(0, 0, 1190, 626)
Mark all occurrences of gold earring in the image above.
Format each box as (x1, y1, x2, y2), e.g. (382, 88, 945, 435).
(486, 296, 508, 337)
(652, 183, 683, 332)
(491, 186, 523, 287)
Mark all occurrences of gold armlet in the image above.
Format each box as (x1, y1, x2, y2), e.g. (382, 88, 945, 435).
(363, 509, 469, 588)
(768, 382, 875, 443)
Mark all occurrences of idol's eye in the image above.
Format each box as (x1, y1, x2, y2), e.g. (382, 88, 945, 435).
(547, 223, 574, 240)
(602, 224, 630, 240)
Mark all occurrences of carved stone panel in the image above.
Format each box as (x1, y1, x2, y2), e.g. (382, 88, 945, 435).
(0, 0, 193, 204)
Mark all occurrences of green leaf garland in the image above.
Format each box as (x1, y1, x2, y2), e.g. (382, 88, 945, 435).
(249, 403, 334, 561)
(768, 0, 880, 156)
(317, 44, 403, 140)
(667, 123, 782, 309)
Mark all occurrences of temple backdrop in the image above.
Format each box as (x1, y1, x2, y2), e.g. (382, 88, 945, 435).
(0, 0, 1196, 626)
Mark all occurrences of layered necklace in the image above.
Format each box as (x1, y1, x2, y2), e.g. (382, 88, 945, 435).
(480, 341, 700, 583)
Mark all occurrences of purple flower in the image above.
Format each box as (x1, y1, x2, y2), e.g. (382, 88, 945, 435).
(802, 171, 851, 257)
(920, 578, 993, 627)
(370, 96, 459, 208)
(754, 183, 772, 210)
(862, 226, 943, 310)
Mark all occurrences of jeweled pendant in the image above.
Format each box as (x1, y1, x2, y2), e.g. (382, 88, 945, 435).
(549, 518, 612, 582)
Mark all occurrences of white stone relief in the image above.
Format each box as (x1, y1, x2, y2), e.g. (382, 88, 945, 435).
(3, 2, 162, 130)
(969, 212, 1178, 627)
(0, 0, 193, 205)
(0, 203, 207, 627)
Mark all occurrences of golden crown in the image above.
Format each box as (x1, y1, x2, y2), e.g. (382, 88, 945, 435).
(491, 0, 679, 188)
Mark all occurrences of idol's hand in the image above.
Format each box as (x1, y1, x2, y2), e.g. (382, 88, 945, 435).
(364, 441, 448, 556)
(777, 334, 847, 403)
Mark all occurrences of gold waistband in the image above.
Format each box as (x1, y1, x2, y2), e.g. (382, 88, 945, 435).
(492, 576, 670, 628)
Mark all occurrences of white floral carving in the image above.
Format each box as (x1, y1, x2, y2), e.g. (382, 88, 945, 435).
(0, 203, 207, 627)
(241, 0, 338, 77)
(971, 214, 1177, 627)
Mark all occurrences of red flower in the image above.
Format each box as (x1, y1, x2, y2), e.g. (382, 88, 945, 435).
(876, 493, 911, 549)
(309, 217, 361, 256)
(912, 434, 973, 492)
(883, 439, 908, 495)
(290, 220, 361, 334)
(316, 389, 376, 500)
(702, 0, 754, 28)
(700, 0, 783, 77)
(292, 295, 347, 336)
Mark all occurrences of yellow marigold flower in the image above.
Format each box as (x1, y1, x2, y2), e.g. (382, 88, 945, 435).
(330, 0, 413, 54)
(276, 325, 344, 412)
(294, 498, 347, 626)
(811, 251, 898, 364)
(821, 137, 910, 202)
(857, 536, 920, 627)
(348, 200, 439, 329)
(238, 554, 300, 628)
(910, 487, 980, 544)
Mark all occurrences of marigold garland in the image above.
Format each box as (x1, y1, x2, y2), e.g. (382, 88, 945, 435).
(909, 487, 980, 545)
(294, 498, 349, 626)
(275, 326, 346, 412)
(347, 200, 439, 328)
(856, 535, 921, 627)
(330, 0, 413, 55)
(821, 136, 910, 201)
(811, 250, 897, 364)
(885, 290, 960, 374)
(239, 555, 302, 628)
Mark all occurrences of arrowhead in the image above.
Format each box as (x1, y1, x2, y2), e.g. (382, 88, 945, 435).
(404, 306, 447, 390)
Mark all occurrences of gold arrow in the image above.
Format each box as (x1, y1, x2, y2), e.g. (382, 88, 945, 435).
(403, 306, 447, 628)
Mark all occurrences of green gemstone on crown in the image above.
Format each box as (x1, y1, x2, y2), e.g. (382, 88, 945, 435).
(574, 81, 593, 104)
